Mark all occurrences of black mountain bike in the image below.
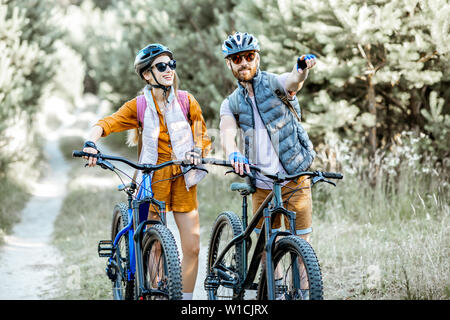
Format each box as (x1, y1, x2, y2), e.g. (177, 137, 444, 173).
(201, 159, 343, 300)
(72, 150, 197, 300)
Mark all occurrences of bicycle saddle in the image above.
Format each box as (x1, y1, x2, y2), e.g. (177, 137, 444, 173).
(230, 182, 256, 195)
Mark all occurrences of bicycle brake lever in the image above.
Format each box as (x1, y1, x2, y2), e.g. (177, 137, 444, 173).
(97, 159, 115, 171)
(184, 165, 209, 175)
(311, 175, 336, 187)
(311, 175, 322, 186)
(192, 165, 209, 174)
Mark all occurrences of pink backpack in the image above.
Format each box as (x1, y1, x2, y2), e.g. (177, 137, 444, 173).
(136, 90, 190, 127)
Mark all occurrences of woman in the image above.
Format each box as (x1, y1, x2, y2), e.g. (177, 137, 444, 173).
(82, 43, 211, 300)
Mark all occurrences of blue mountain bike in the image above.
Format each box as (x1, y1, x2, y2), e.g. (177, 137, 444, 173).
(72, 150, 192, 300)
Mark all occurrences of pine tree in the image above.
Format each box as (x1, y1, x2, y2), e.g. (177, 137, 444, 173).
(235, 0, 449, 157)
(69, 0, 239, 122)
(0, 0, 63, 174)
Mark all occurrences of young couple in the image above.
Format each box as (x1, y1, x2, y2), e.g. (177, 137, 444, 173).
(82, 32, 317, 300)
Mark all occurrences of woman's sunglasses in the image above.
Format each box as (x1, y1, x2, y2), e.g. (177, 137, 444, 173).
(229, 51, 256, 64)
(151, 60, 177, 73)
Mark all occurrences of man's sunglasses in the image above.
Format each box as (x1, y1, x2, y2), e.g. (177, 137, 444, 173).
(229, 51, 256, 64)
(151, 60, 177, 73)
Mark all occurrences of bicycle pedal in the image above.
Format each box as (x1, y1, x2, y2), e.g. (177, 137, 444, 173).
(98, 240, 114, 257)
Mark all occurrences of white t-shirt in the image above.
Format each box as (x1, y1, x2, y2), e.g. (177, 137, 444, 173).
(220, 73, 296, 189)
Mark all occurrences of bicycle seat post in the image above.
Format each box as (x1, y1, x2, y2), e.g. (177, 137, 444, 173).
(241, 194, 248, 230)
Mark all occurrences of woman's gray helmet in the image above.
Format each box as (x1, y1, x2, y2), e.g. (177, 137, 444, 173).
(134, 43, 173, 79)
(222, 32, 260, 58)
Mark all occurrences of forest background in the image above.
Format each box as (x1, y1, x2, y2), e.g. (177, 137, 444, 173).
(0, 0, 448, 299)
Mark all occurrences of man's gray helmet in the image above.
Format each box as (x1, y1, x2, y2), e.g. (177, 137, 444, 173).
(222, 32, 260, 58)
(134, 43, 173, 79)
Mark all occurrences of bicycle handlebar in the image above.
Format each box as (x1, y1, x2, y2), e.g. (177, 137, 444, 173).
(72, 150, 188, 173)
(72, 151, 343, 182)
(200, 158, 343, 182)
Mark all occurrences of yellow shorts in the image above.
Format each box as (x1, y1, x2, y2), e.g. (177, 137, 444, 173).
(148, 159, 198, 215)
(251, 176, 313, 235)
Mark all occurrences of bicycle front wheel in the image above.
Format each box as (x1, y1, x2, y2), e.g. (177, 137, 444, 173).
(257, 235, 323, 300)
(141, 224, 182, 300)
(205, 211, 244, 300)
(111, 203, 134, 300)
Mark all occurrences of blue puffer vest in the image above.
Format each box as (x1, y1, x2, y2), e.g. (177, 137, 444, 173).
(228, 70, 315, 174)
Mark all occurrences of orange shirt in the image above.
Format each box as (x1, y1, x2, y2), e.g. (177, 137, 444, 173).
(96, 91, 212, 159)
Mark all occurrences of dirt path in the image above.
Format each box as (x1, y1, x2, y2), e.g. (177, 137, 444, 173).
(0, 138, 69, 299)
(0, 94, 210, 300)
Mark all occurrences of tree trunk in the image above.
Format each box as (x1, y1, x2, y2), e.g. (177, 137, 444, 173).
(367, 74, 377, 154)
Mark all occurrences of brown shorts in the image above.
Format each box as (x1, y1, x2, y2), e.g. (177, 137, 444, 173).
(251, 176, 313, 235)
(148, 161, 198, 215)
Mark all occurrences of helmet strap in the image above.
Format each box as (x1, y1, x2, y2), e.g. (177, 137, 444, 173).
(149, 69, 171, 98)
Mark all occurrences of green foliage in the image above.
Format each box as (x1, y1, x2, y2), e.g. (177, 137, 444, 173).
(235, 0, 449, 157)
(65, 0, 449, 161)
(0, 0, 63, 175)
(65, 0, 240, 121)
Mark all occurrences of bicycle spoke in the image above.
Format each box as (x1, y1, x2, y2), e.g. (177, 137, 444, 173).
(145, 240, 169, 300)
(273, 248, 310, 300)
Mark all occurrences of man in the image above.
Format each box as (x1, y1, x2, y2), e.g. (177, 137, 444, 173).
(219, 32, 317, 241)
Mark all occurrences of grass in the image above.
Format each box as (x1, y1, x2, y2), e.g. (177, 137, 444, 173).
(0, 177, 31, 243)
(0, 130, 44, 243)
(53, 133, 449, 300)
(310, 165, 449, 300)
(52, 138, 123, 299)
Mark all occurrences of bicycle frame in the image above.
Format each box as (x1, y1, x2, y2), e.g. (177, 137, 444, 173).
(208, 179, 300, 300)
(110, 172, 168, 298)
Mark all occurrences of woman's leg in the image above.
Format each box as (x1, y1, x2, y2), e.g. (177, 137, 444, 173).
(173, 209, 200, 298)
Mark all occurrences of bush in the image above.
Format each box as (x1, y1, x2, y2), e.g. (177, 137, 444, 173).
(0, 0, 63, 176)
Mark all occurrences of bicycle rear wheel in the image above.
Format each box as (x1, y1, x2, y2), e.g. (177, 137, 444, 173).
(205, 211, 244, 300)
(257, 235, 323, 300)
(111, 203, 134, 300)
(141, 224, 182, 300)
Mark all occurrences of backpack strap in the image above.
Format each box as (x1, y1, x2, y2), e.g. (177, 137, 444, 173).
(132, 95, 146, 182)
(136, 94, 147, 127)
(227, 88, 240, 122)
(266, 74, 302, 122)
(177, 90, 190, 123)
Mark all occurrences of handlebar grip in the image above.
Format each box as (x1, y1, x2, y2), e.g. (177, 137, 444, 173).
(72, 150, 85, 158)
(72, 150, 98, 158)
(322, 172, 343, 179)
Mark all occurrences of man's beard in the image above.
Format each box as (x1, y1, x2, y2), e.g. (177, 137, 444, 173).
(232, 64, 258, 82)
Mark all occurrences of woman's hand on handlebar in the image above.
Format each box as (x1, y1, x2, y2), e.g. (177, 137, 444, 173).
(82, 141, 99, 167)
(185, 147, 202, 165)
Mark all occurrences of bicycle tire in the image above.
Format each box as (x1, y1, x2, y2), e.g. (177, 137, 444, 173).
(257, 235, 323, 300)
(206, 211, 244, 300)
(141, 224, 182, 300)
(111, 202, 134, 300)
